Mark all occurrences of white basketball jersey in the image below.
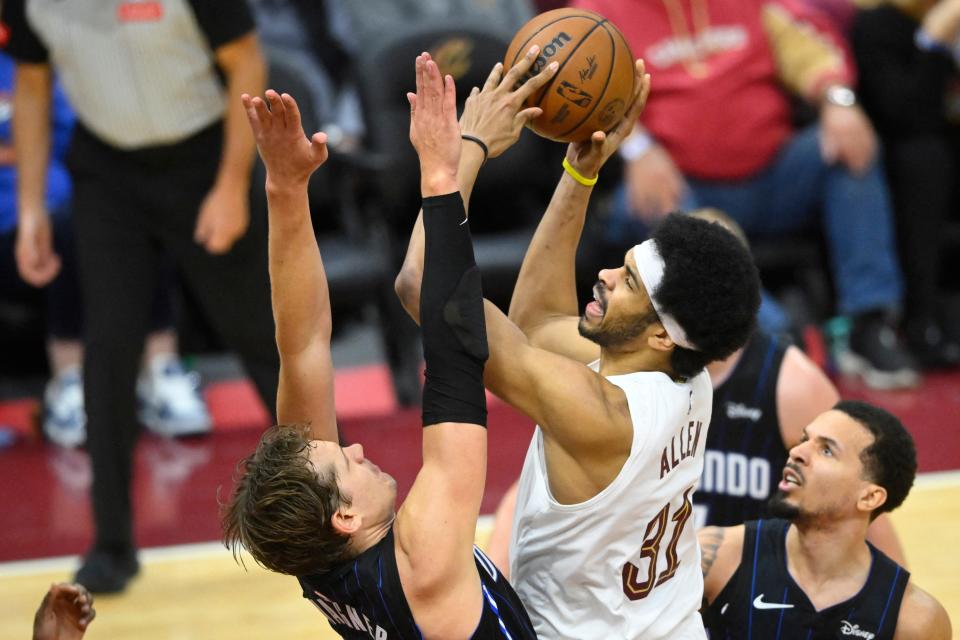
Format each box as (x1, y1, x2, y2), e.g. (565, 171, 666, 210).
(509, 366, 712, 639)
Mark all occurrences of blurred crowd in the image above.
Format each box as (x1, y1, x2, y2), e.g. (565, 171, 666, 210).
(1, 0, 959, 593)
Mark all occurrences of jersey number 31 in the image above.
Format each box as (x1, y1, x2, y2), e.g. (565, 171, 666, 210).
(621, 487, 694, 601)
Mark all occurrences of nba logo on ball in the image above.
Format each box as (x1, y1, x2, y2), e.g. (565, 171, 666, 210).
(505, 8, 636, 143)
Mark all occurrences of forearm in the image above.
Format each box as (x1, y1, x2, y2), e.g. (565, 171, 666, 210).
(508, 170, 591, 331)
(216, 35, 266, 191)
(13, 64, 52, 218)
(266, 184, 331, 355)
(395, 144, 485, 322)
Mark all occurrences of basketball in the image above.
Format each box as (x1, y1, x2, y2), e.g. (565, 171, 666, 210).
(504, 8, 636, 143)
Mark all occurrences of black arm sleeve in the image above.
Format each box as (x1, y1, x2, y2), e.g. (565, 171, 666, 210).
(186, 0, 256, 50)
(1, 0, 49, 63)
(420, 192, 489, 428)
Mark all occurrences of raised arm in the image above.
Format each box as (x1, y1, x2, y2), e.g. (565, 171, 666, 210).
(242, 90, 335, 441)
(508, 61, 651, 363)
(394, 45, 556, 321)
(391, 54, 503, 636)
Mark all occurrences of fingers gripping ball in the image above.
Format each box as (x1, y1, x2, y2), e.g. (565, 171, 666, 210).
(504, 8, 636, 143)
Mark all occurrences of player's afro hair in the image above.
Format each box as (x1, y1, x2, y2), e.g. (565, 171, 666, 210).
(652, 214, 761, 379)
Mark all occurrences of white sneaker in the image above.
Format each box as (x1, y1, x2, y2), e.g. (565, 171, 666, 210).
(137, 355, 212, 438)
(43, 367, 87, 448)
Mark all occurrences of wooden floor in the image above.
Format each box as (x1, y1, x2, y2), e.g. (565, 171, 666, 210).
(2, 474, 957, 639)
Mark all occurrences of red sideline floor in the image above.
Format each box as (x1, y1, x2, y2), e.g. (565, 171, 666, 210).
(0, 364, 957, 562)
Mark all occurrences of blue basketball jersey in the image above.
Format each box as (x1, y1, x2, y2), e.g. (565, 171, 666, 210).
(298, 528, 537, 639)
(696, 331, 789, 528)
(704, 519, 909, 639)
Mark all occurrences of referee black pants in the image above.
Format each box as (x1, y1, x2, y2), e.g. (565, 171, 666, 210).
(68, 122, 279, 555)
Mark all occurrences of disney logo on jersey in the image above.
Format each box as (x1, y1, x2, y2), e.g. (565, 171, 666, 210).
(840, 621, 876, 639)
(725, 401, 762, 422)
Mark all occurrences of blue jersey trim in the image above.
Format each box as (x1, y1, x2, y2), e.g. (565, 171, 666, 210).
(876, 565, 902, 634)
(774, 585, 788, 640)
(747, 519, 764, 640)
(751, 338, 778, 405)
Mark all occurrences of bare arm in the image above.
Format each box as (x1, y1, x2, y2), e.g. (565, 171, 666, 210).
(507, 61, 651, 363)
(391, 56, 496, 637)
(698, 525, 744, 607)
(213, 33, 266, 197)
(395, 45, 557, 321)
(14, 63, 51, 219)
(242, 91, 335, 441)
(196, 33, 267, 254)
(894, 583, 952, 640)
(776, 345, 840, 447)
(13, 63, 62, 287)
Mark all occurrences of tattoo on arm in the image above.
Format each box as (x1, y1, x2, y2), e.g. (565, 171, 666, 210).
(700, 527, 725, 578)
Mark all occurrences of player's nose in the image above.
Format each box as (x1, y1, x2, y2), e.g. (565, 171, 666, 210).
(598, 269, 615, 290)
(345, 443, 364, 462)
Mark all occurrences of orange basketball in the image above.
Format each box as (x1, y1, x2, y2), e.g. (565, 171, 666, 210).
(504, 8, 636, 143)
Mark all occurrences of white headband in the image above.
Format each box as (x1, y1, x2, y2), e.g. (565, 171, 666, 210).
(631, 240, 698, 351)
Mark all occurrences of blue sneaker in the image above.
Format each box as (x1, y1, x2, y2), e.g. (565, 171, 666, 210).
(43, 367, 87, 448)
(137, 355, 212, 437)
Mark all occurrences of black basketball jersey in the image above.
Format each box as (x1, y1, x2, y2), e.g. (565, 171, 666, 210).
(704, 519, 910, 640)
(298, 528, 537, 639)
(697, 331, 790, 528)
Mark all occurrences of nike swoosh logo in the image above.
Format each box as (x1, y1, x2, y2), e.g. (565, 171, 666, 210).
(721, 603, 729, 615)
(753, 594, 794, 610)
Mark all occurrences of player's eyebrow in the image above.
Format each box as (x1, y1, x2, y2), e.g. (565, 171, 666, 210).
(815, 435, 841, 453)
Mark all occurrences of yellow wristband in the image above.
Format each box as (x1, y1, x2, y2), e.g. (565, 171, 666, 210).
(562, 157, 598, 186)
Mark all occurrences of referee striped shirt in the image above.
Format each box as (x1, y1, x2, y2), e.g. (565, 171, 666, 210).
(1, 0, 255, 149)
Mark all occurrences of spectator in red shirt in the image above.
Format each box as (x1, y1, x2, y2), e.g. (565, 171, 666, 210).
(574, 0, 917, 389)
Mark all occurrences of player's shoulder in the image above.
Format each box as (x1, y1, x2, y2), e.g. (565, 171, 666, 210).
(894, 581, 952, 640)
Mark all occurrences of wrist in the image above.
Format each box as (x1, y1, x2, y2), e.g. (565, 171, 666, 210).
(420, 169, 459, 197)
(562, 157, 598, 187)
(18, 204, 48, 220)
(265, 176, 309, 198)
(619, 130, 654, 162)
(821, 84, 857, 109)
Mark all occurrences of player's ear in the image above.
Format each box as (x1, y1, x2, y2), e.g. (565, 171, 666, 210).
(331, 508, 360, 536)
(646, 323, 675, 353)
(857, 483, 887, 515)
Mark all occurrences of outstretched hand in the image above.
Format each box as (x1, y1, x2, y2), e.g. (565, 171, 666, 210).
(407, 53, 461, 196)
(33, 583, 95, 640)
(565, 59, 652, 180)
(459, 45, 559, 159)
(242, 90, 329, 191)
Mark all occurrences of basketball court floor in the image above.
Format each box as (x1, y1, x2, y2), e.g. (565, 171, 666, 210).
(1, 360, 958, 638)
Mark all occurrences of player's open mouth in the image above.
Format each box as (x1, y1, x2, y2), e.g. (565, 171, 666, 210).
(585, 286, 606, 318)
(779, 467, 803, 491)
